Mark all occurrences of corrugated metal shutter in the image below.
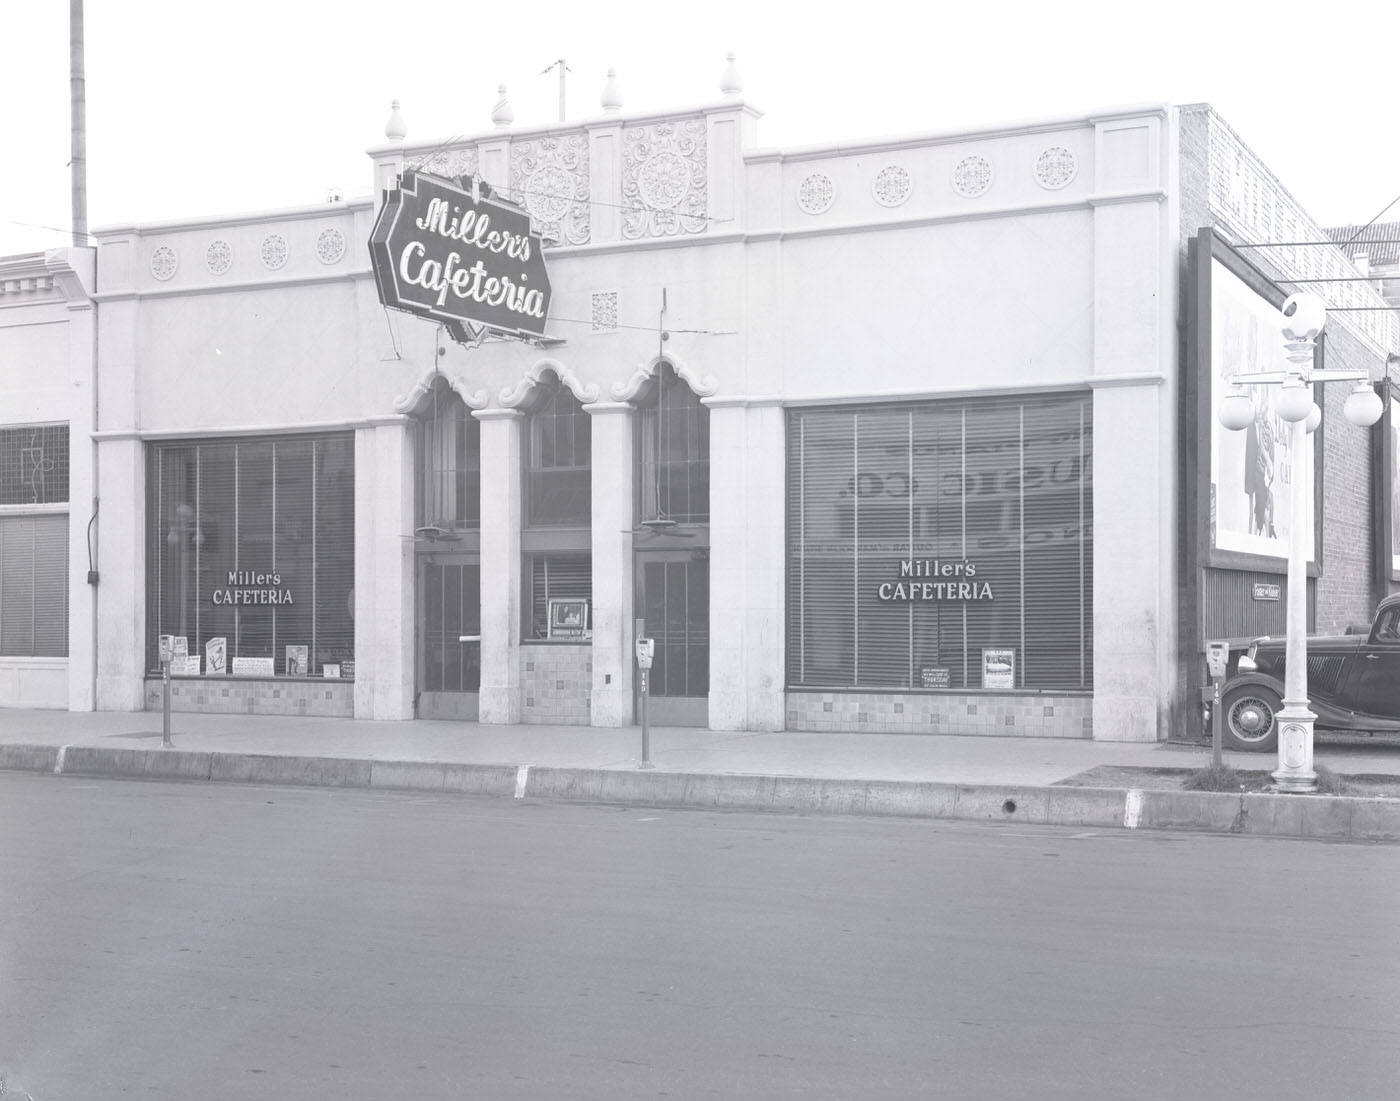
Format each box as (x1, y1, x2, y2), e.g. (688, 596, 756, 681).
(786, 395, 1093, 692)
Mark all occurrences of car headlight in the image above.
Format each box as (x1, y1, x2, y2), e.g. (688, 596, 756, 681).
(1237, 652, 1256, 672)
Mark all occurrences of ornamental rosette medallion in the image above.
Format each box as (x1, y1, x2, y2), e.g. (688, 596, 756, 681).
(622, 119, 707, 239)
(315, 228, 347, 265)
(797, 173, 835, 215)
(150, 245, 178, 281)
(511, 135, 590, 246)
(260, 233, 289, 270)
(872, 165, 912, 208)
(1034, 146, 1078, 190)
(205, 240, 233, 275)
(952, 156, 993, 198)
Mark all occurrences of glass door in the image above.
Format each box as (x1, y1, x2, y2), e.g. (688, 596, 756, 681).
(417, 556, 480, 720)
(635, 549, 708, 727)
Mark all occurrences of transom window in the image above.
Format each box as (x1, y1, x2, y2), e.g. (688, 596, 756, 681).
(415, 377, 480, 531)
(638, 365, 709, 525)
(525, 375, 591, 527)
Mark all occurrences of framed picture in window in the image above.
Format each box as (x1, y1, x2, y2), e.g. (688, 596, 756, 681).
(548, 598, 590, 639)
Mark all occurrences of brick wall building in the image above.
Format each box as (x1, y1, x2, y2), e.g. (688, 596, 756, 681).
(1175, 105, 1400, 733)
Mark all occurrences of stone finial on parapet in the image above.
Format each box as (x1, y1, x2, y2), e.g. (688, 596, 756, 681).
(601, 68, 622, 113)
(492, 84, 514, 128)
(720, 52, 742, 96)
(385, 99, 407, 141)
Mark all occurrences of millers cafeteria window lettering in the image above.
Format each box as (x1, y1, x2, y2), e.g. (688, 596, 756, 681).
(146, 434, 355, 677)
(785, 396, 1093, 692)
(212, 571, 294, 605)
(878, 558, 991, 601)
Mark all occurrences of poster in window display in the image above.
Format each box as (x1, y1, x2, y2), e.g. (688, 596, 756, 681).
(548, 599, 590, 639)
(1207, 258, 1315, 565)
(205, 636, 227, 675)
(285, 645, 309, 677)
(981, 649, 1015, 689)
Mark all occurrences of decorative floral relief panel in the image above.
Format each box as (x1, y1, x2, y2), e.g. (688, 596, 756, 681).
(419, 146, 479, 181)
(622, 119, 707, 239)
(511, 134, 590, 246)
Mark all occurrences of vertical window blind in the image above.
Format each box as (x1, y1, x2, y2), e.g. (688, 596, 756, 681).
(0, 515, 68, 656)
(0, 424, 70, 657)
(147, 434, 355, 675)
(786, 396, 1093, 692)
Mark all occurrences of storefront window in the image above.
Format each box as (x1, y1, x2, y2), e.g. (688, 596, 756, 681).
(0, 424, 69, 657)
(146, 434, 355, 676)
(786, 396, 1093, 692)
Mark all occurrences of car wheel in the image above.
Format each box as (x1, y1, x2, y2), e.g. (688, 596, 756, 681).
(1221, 685, 1281, 752)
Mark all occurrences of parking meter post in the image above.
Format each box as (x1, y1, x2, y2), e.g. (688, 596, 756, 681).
(1211, 677, 1223, 770)
(640, 668, 651, 768)
(1204, 640, 1230, 770)
(635, 621, 655, 769)
(161, 659, 173, 747)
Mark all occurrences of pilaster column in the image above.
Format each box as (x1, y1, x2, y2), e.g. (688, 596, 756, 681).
(1089, 109, 1175, 742)
(353, 417, 414, 720)
(93, 435, 146, 711)
(584, 401, 635, 725)
(704, 399, 786, 731)
(587, 122, 623, 244)
(474, 408, 524, 723)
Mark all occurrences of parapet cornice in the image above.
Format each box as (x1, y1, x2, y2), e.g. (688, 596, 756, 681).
(745, 103, 1169, 164)
(92, 197, 374, 239)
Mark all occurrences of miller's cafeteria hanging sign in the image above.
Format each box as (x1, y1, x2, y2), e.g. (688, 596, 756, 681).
(369, 170, 552, 343)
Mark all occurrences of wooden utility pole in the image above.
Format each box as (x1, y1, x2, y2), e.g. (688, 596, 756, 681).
(70, 0, 87, 246)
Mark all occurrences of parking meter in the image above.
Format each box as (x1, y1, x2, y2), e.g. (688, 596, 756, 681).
(1206, 640, 1229, 766)
(636, 635, 655, 768)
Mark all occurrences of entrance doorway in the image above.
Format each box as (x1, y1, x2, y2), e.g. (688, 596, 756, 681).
(636, 549, 708, 727)
(417, 556, 480, 720)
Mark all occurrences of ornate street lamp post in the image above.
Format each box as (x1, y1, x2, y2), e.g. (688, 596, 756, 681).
(1218, 292, 1383, 792)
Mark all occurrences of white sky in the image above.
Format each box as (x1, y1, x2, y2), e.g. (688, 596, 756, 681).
(3, 0, 1398, 255)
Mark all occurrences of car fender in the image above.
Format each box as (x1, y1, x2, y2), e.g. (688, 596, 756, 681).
(1220, 672, 1284, 701)
(1219, 672, 1400, 732)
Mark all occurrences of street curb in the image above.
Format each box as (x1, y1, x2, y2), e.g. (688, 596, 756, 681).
(7, 743, 1399, 842)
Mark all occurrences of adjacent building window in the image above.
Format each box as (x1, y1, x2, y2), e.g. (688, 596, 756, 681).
(525, 376, 591, 526)
(0, 424, 69, 657)
(146, 434, 355, 676)
(786, 396, 1093, 692)
(638, 365, 709, 524)
(415, 377, 480, 531)
(0, 515, 68, 657)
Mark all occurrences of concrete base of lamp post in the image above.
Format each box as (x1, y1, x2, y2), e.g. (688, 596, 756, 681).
(1272, 702, 1317, 793)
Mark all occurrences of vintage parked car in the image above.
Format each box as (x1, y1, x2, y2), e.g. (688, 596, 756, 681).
(1220, 594, 1400, 751)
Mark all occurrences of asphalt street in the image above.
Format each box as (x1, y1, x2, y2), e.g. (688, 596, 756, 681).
(2, 773, 1398, 1100)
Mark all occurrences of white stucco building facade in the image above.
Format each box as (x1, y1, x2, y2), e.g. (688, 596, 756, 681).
(4, 68, 1197, 743)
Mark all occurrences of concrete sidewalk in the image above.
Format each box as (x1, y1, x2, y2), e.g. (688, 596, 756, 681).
(2, 707, 1399, 842)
